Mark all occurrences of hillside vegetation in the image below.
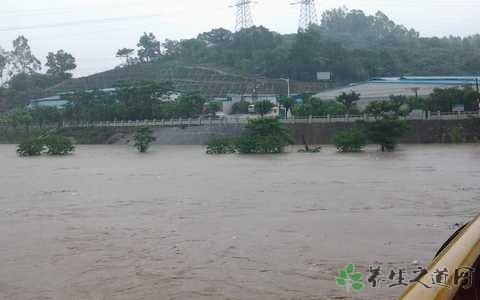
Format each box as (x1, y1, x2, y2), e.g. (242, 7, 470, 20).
(2, 7, 480, 109)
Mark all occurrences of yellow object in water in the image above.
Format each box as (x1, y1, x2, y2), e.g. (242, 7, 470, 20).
(399, 215, 480, 300)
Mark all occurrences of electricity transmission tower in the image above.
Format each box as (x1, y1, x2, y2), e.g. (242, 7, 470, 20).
(232, 0, 254, 31)
(292, 0, 318, 30)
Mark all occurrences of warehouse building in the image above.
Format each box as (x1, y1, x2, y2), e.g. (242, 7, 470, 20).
(314, 76, 480, 109)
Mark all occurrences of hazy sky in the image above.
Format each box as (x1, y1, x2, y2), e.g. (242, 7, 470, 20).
(2, 0, 480, 77)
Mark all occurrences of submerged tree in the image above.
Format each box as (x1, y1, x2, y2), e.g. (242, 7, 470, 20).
(366, 118, 409, 152)
(133, 127, 156, 153)
(236, 118, 293, 154)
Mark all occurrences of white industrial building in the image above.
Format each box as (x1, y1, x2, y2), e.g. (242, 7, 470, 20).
(314, 76, 480, 109)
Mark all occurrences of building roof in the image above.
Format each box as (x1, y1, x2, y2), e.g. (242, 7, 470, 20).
(314, 76, 478, 109)
(28, 96, 70, 109)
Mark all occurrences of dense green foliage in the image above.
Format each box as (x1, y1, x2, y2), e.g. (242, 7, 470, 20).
(254, 100, 274, 116)
(425, 87, 479, 112)
(133, 127, 156, 153)
(366, 118, 409, 152)
(236, 118, 293, 154)
(336, 92, 360, 114)
(16, 137, 45, 156)
(45, 50, 77, 80)
(43, 135, 75, 155)
(1, 36, 76, 109)
(293, 96, 347, 116)
(60, 81, 208, 122)
(206, 137, 236, 154)
(2, 7, 480, 117)
(16, 134, 74, 156)
(334, 129, 367, 152)
(448, 126, 466, 143)
(231, 100, 250, 114)
(113, 8, 480, 83)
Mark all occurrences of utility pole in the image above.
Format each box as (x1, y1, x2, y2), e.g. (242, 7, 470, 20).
(476, 76, 480, 111)
(291, 0, 318, 30)
(279, 78, 291, 97)
(232, 0, 255, 32)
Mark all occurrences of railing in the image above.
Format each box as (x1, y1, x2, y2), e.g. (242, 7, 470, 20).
(2, 111, 479, 129)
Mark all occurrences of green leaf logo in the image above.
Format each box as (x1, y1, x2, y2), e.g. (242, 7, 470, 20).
(335, 263, 365, 293)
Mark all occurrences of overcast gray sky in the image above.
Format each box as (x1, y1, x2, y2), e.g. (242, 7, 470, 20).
(1, 0, 479, 77)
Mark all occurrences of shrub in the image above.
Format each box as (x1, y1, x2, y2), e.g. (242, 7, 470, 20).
(231, 100, 250, 114)
(448, 126, 465, 144)
(334, 129, 367, 153)
(236, 118, 293, 154)
(43, 135, 75, 156)
(133, 127, 156, 153)
(16, 138, 45, 157)
(254, 100, 274, 116)
(366, 118, 409, 152)
(206, 137, 236, 154)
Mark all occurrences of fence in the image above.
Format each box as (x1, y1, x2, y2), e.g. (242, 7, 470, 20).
(2, 111, 479, 130)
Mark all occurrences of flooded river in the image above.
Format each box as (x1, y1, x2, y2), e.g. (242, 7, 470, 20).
(0, 144, 479, 300)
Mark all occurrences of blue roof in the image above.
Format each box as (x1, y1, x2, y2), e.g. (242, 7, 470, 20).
(369, 76, 480, 86)
(28, 96, 69, 109)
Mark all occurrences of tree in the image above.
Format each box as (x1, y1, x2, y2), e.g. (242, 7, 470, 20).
(232, 100, 250, 114)
(293, 95, 347, 117)
(334, 129, 367, 152)
(236, 118, 293, 154)
(254, 100, 274, 116)
(133, 127, 156, 153)
(137, 33, 161, 63)
(366, 118, 409, 152)
(176, 92, 207, 118)
(43, 135, 75, 156)
(9, 108, 33, 133)
(115, 80, 174, 120)
(31, 107, 62, 128)
(116, 48, 135, 66)
(279, 97, 296, 118)
(425, 87, 478, 112)
(9, 36, 41, 75)
(46, 50, 77, 79)
(336, 92, 360, 114)
(0, 49, 8, 85)
(206, 137, 236, 154)
(17, 137, 45, 156)
(204, 101, 222, 116)
(365, 101, 398, 119)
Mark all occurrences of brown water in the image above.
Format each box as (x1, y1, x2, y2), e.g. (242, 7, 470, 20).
(0, 144, 479, 300)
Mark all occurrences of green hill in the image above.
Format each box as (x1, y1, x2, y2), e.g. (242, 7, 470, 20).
(48, 61, 326, 98)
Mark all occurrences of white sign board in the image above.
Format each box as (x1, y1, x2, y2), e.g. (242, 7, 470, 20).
(452, 104, 465, 112)
(317, 72, 331, 81)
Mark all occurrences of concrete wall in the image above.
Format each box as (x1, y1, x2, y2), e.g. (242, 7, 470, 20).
(151, 124, 243, 145)
(4, 119, 477, 145)
(149, 119, 480, 145)
(287, 119, 480, 145)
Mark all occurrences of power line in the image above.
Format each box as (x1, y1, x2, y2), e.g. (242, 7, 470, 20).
(0, 14, 170, 32)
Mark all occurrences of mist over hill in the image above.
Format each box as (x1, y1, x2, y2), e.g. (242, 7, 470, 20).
(2, 7, 480, 108)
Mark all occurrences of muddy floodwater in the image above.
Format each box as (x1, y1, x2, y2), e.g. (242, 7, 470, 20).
(0, 144, 479, 300)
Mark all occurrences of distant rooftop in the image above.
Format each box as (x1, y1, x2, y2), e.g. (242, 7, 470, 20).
(314, 76, 478, 109)
(369, 76, 480, 85)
